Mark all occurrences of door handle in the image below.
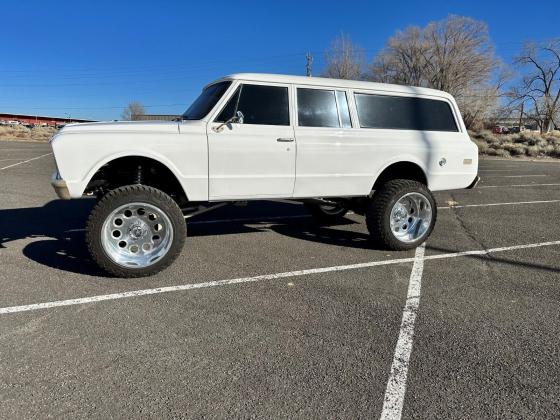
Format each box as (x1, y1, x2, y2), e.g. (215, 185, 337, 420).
(277, 137, 294, 142)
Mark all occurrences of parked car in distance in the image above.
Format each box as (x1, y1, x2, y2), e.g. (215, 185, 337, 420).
(7, 120, 21, 126)
(50, 73, 479, 277)
(509, 126, 521, 134)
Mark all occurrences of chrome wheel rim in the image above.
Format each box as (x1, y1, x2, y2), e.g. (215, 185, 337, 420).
(101, 202, 174, 268)
(390, 192, 432, 243)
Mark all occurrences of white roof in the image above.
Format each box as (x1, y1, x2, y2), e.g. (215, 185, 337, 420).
(215, 73, 453, 99)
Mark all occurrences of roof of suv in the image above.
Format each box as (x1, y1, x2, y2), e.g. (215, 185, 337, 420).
(218, 73, 453, 99)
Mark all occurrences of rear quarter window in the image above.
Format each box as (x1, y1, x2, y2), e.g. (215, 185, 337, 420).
(354, 93, 458, 132)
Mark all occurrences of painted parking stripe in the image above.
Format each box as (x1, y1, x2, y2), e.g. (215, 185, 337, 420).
(482, 174, 549, 178)
(479, 183, 560, 189)
(478, 169, 554, 172)
(1, 240, 559, 316)
(0, 153, 52, 171)
(380, 244, 425, 420)
(437, 199, 560, 209)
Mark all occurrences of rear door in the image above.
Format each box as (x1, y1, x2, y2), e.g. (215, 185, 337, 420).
(293, 86, 370, 197)
(207, 82, 296, 199)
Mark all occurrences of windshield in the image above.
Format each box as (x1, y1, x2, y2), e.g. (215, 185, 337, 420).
(182, 81, 232, 120)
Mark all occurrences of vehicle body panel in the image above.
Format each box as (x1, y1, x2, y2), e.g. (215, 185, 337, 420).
(51, 120, 209, 200)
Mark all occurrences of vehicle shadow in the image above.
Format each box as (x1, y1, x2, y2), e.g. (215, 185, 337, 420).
(1, 199, 380, 275)
(187, 206, 380, 250)
(0, 199, 104, 276)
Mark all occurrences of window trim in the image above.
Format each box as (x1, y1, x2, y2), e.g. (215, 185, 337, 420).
(294, 85, 356, 129)
(335, 90, 353, 129)
(351, 90, 462, 133)
(210, 80, 292, 126)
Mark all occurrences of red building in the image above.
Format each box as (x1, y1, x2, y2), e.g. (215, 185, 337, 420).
(0, 112, 94, 127)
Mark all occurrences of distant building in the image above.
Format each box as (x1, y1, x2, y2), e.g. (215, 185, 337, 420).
(132, 114, 180, 121)
(0, 112, 94, 127)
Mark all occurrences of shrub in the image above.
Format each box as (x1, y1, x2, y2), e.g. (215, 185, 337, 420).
(469, 129, 560, 159)
(502, 142, 526, 156)
(0, 125, 57, 141)
(526, 145, 539, 157)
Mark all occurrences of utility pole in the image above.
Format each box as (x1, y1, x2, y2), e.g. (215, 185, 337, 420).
(305, 52, 313, 77)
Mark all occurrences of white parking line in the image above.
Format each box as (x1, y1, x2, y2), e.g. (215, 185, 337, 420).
(0, 153, 52, 171)
(482, 174, 548, 178)
(380, 244, 425, 420)
(438, 199, 560, 209)
(0, 240, 558, 315)
(479, 183, 560, 189)
(478, 169, 549, 172)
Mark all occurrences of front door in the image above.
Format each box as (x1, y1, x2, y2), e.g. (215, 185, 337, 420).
(207, 83, 295, 200)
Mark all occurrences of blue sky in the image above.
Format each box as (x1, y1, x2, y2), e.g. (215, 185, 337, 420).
(1, 0, 558, 121)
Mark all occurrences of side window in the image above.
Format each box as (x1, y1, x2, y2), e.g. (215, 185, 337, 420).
(354, 93, 458, 132)
(216, 84, 290, 125)
(297, 88, 340, 128)
(336, 90, 352, 128)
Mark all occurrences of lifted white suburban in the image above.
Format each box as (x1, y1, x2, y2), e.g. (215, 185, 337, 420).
(50, 73, 478, 277)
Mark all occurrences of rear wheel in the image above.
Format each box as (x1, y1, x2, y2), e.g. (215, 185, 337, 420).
(305, 201, 349, 224)
(86, 185, 186, 277)
(366, 179, 436, 250)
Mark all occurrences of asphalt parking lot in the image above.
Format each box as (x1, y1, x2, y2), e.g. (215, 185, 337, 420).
(1, 140, 560, 419)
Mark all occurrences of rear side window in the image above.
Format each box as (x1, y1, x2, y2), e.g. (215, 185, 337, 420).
(297, 88, 340, 128)
(354, 94, 458, 132)
(216, 84, 289, 126)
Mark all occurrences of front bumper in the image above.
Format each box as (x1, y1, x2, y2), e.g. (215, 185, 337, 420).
(466, 175, 481, 189)
(51, 172, 71, 200)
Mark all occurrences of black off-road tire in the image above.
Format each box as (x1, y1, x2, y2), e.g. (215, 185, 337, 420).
(366, 179, 436, 250)
(86, 185, 186, 278)
(305, 202, 349, 225)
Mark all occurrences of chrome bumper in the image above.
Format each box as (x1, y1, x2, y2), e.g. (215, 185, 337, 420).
(51, 173, 71, 200)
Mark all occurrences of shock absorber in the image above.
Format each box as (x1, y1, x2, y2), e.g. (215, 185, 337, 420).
(135, 165, 143, 184)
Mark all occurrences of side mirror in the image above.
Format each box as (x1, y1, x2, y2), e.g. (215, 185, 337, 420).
(213, 110, 245, 132)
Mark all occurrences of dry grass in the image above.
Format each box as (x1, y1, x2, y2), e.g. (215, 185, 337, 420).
(0, 125, 58, 141)
(470, 130, 560, 159)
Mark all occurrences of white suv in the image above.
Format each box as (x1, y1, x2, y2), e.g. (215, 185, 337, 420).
(50, 73, 478, 277)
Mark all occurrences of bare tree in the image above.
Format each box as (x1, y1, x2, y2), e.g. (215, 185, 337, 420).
(510, 40, 560, 133)
(323, 33, 365, 80)
(369, 16, 505, 129)
(121, 101, 145, 121)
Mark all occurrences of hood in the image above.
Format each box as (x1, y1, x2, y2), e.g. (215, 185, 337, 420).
(58, 120, 183, 134)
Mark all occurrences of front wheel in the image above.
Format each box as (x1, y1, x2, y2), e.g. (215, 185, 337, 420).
(86, 185, 187, 277)
(366, 179, 436, 250)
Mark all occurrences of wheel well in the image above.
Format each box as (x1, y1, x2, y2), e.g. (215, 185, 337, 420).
(373, 162, 427, 190)
(85, 156, 188, 206)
